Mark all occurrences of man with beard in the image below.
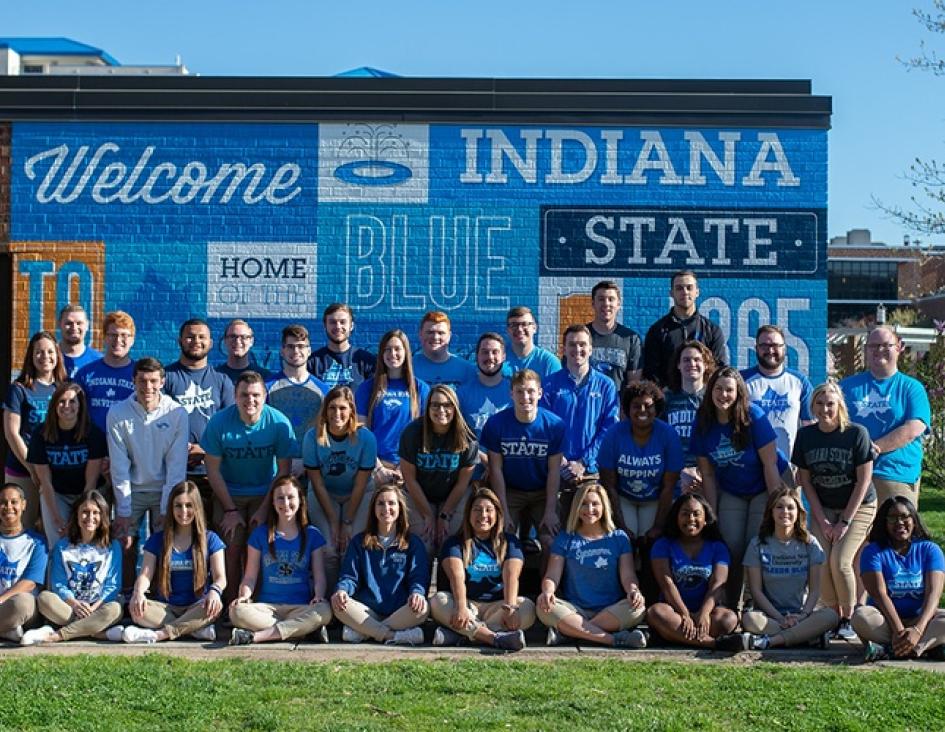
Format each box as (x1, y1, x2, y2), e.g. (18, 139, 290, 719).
(587, 281, 642, 393)
(741, 324, 813, 465)
(643, 271, 728, 387)
(164, 319, 235, 501)
(459, 333, 512, 475)
(841, 325, 931, 505)
(57, 304, 101, 378)
(308, 303, 375, 390)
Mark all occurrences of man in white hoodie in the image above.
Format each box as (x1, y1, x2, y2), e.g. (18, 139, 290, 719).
(107, 357, 188, 588)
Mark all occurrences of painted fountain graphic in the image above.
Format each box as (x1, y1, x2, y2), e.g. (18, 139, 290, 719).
(332, 124, 414, 186)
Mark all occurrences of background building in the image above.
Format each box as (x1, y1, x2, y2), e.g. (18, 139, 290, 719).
(0, 37, 187, 76)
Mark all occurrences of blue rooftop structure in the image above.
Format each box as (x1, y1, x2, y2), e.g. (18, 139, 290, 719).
(0, 37, 119, 66)
(335, 66, 399, 78)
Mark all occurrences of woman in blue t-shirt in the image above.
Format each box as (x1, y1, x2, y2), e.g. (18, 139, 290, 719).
(22, 490, 122, 645)
(27, 381, 106, 550)
(599, 380, 683, 541)
(229, 475, 331, 645)
(3, 331, 67, 532)
(355, 330, 430, 480)
(537, 482, 647, 648)
(430, 486, 535, 651)
(647, 494, 745, 650)
(692, 366, 781, 608)
(304, 385, 378, 589)
(331, 484, 429, 645)
(123, 481, 226, 643)
(854, 496, 945, 662)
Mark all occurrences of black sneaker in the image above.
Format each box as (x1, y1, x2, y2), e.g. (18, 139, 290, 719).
(228, 628, 254, 646)
(715, 632, 750, 652)
(923, 645, 945, 662)
(493, 630, 525, 652)
(863, 641, 890, 662)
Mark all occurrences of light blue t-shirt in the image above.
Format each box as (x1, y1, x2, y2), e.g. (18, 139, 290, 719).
(480, 407, 565, 492)
(598, 419, 684, 501)
(458, 377, 512, 437)
(249, 524, 327, 604)
(200, 404, 297, 496)
(691, 404, 778, 497)
(355, 377, 430, 464)
(861, 539, 945, 619)
(63, 347, 102, 379)
(0, 530, 47, 594)
(143, 530, 226, 606)
(49, 538, 122, 603)
(413, 353, 476, 390)
(651, 537, 730, 612)
(302, 426, 377, 497)
(841, 370, 931, 484)
(504, 346, 562, 381)
(741, 366, 813, 458)
(551, 530, 633, 611)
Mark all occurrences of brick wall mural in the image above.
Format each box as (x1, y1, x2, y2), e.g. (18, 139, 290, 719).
(8, 120, 827, 381)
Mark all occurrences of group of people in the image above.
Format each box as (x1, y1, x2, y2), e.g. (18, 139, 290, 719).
(0, 270, 937, 661)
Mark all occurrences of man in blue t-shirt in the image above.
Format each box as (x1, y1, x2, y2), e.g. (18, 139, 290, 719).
(481, 369, 565, 563)
(504, 306, 562, 380)
(57, 304, 102, 379)
(412, 311, 475, 389)
(459, 332, 512, 474)
(841, 325, 931, 505)
(202, 371, 296, 604)
(215, 319, 270, 384)
(308, 303, 375, 390)
(164, 318, 235, 489)
(75, 310, 136, 434)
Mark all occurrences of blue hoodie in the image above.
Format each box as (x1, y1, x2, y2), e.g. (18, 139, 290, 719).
(540, 368, 619, 473)
(335, 532, 429, 617)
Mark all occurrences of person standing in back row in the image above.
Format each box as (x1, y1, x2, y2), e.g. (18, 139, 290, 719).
(643, 271, 728, 387)
(587, 281, 642, 393)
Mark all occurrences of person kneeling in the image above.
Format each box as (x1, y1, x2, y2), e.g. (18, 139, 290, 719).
(431, 486, 535, 651)
(229, 476, 332, 645)
(331, 484, 429, 646)
(537, 482, 647, 648)
(123, 481, 226, 643)
(646, 494, 744, 650)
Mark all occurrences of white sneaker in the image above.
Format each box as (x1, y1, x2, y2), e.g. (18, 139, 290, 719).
(1, 625, 24, 643)
(105, 625, 125, 643)
(20, 625, 54, 646)
(389, 627, 424, 646)
(546, 627, 562, 647)
(122, 626, 158, 644)
(342, 625, 366, 643)
(191, 625, 217, 642)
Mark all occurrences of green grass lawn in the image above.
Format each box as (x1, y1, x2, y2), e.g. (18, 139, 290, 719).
(919, 481, 945, 548)
(0, 655, 943, 731)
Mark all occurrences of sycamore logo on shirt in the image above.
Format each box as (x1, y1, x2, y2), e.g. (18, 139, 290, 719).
(594, 556, 609, 569)
(176, 380, 216, 418)
(470, 398, 499, 431)
(0, 550, 18, 590)
(66, 560, 103, 601)
(853, 388, 892, 422)
(709, 435, 745, 468)
(758, 386, 790, 424)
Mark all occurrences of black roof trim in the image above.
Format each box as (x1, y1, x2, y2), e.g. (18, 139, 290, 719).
(0, 76, 832, 128)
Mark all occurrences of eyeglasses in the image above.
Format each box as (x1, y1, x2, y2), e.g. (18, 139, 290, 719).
(757, 342, 785, 351)
(282, 343, 310, 351)
(429, 402, 455, 412)
(227, 334, 253, 342)
(507, 322, 535, 330)
(105, 332, 133, 341)
(886, 514, 914, 525)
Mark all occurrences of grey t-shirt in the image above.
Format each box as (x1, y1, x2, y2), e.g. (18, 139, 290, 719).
(743, 534, 825, 614)
(792, 423, 876, 509)
(587, 323, 642, 390)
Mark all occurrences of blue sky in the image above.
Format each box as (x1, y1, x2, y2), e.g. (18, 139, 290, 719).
(7, 0, 945, 247)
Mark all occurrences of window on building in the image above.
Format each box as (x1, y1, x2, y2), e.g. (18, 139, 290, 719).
(22, 64, 44, 74)
(828, 260, 898, 300)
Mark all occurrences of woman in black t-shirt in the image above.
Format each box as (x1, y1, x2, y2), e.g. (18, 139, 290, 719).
(27, 381, 106, 549)
(399, 384, 479, 554)
(793, 380, 875, 640)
